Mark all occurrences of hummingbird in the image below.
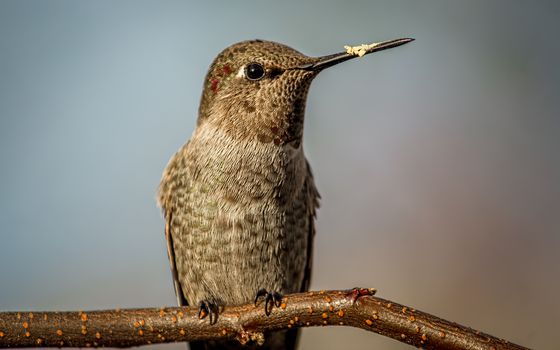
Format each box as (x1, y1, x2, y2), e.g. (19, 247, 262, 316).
(158, 37, 413, 350)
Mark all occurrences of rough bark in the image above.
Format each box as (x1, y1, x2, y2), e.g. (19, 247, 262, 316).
(0, 289, 529, 349)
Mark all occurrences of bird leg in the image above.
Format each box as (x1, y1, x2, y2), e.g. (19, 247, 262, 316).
(254, 288, 283, 316)
(198, 300, 220, 325)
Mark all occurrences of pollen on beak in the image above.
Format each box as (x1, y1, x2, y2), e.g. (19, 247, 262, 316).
(297, 38, 414, 72)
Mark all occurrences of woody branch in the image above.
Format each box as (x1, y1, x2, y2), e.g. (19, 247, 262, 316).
(0, 289, 528, 350)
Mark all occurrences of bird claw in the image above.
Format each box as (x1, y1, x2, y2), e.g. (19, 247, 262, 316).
(254, 288, 283, 316)
(198, 300, 220, 325)
(348, 287, 377, 304)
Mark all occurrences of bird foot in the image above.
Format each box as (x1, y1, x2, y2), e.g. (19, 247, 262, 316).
(254, 288, 283, 316)
(198, 300, 220, 325)
(347, 287, 377, 304)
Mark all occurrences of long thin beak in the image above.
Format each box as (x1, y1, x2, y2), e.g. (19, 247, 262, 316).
(298, 38, 414, 71)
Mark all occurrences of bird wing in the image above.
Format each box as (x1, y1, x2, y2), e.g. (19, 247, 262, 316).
(164, 209, 189, 306)
(159, 144, 191, 307)
(300, 160, 320, 292)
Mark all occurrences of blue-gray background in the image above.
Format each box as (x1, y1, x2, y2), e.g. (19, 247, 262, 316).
(1, 1, 558, 349)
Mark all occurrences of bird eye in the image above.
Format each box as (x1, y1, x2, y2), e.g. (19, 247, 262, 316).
(245, 62, 265, 81)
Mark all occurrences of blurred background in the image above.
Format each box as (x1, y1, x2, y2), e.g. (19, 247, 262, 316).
(1, 1, 559, 349)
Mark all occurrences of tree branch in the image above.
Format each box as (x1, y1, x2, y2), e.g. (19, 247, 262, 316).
(0, 289, 529, 349)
